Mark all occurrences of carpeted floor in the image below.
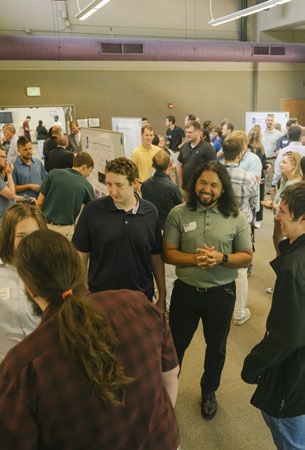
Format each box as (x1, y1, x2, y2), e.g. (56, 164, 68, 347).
(175, 209, 277, 450)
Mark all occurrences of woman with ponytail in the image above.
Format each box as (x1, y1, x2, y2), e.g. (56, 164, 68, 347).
(0, 230, 180, 450)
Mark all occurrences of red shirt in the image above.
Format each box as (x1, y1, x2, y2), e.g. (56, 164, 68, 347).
(0, 289, 180, 450)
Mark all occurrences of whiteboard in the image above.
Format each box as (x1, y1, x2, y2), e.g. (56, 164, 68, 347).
(245, 112, 289, 134)
(81, 127, 125, 197)
(112, 117, 142, 158)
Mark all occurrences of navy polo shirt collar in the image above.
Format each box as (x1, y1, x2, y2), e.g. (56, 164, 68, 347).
(111, 193, 141, 215)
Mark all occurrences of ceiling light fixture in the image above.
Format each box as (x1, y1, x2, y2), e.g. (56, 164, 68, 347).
(75, 0, 111, 21)
(208, 0, 293, 26)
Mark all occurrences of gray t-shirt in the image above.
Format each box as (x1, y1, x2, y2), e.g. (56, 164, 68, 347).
(163, 202, 252, 288)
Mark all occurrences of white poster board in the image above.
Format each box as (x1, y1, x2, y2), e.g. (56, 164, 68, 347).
(81, 127, 125, 197)
(245, 112, 290, 134)
(112, 117, 142, 158)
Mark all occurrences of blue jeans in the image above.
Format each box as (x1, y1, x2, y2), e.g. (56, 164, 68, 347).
(261, 411, 305, 450)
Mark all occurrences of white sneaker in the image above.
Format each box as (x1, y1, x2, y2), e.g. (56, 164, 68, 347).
(254, 221, 261, 229)
(233, 308, 251, 326)
(266, 287, 274, 294)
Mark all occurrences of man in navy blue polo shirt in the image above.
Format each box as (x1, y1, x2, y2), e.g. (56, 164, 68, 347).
(12, 137, 46, 199)
(72, 157, 166, 311)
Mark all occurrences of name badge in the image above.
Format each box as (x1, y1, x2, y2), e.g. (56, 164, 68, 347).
(0, 287, 10, 300)
(184, 221, 197, 232)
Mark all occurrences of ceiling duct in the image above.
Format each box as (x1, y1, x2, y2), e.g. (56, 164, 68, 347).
(0, 36, 304, 63)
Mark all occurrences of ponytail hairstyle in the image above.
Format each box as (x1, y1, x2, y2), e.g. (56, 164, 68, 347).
(14, 230, 133, 406)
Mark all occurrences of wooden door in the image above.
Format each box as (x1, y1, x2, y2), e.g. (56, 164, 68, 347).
(281, 99, 305, 126)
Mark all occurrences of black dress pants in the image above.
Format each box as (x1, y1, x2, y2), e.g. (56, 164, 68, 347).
(169, 279, 236, 394)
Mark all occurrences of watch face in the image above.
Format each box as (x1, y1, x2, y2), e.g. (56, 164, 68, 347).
(223, 253, 228, 263)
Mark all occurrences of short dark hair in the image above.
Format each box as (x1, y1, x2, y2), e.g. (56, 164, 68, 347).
(152, 134, 160, 146)
(286, 119, 298, 127)
(186, 114, 196, 122)
(73, 152, 94, 169)
(17, 136, 31, 148)
(203, 120, 212, 129)
(224, 122, 234, 133)
(186, 161, 239, 217)
(166, 115, 176, 124)
(223, 137, 243, 161)
(280, 182, 305, 221)
(288, 125, 302, 142)
(105, 157, 139, 185)
(201, 129, 211, 143)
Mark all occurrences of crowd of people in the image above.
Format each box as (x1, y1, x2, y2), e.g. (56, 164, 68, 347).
(0, 112, 305, 449)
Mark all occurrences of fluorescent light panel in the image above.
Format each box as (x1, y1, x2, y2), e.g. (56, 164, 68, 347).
(75, 0, 111, 21)
(208, 0, 293, 26)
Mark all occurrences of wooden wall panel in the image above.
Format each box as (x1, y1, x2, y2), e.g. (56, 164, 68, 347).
(281, 99, 305, 126)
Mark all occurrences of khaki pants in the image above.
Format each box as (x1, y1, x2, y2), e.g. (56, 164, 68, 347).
(47, 223, 75, 241)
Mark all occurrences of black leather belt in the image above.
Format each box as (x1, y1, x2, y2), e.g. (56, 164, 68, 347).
(177, 279, 235, 293)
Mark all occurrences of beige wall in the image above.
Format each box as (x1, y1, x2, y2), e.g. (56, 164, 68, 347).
(0, 61, 304, 132)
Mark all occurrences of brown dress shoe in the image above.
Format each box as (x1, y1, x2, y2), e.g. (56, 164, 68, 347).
(201, 392, 217, 420)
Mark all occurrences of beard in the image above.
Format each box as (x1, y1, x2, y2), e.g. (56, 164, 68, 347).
(197, 191, 217, 207)
(25, 291, 43, 317)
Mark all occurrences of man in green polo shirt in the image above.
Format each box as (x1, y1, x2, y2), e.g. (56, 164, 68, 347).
(36, 152, 95, 240)
(163, 161, 252, 420)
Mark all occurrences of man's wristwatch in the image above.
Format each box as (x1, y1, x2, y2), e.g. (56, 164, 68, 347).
(222, 253, 229, 264)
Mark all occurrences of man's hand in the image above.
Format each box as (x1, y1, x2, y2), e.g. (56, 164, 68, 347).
(6, 162, 14, 174)
(31, 184, 40, 192)
(196, 244, 221, 269)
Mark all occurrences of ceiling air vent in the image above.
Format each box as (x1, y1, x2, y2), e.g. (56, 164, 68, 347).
(270, 46, 285, 56)
(101, 43, 143, 54)
(101, 43, 123, 54)
(123, 43, 143, 54)
(253, 45, 286, 56)
(253, 46, 269, 55)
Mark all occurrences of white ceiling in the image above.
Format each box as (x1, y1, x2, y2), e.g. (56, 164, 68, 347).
(0, 0, 304, 42)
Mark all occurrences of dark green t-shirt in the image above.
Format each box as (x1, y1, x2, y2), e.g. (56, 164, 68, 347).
(40, 168, 94, 225)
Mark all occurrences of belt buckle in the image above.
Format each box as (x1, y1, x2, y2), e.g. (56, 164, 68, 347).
(196, 287, 208, 293)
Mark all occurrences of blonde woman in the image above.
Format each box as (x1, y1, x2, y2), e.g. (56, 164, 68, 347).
(262, 151, 302, 254)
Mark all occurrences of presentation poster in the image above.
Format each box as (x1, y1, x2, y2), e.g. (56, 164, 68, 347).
(81, 127, 125, 197)
(112, 117, 142, 158)
(245, 111, 289, 134)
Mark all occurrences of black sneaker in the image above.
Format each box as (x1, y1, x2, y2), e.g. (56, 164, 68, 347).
(201, 392, 217, 420)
